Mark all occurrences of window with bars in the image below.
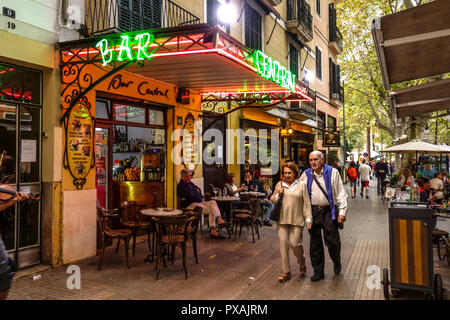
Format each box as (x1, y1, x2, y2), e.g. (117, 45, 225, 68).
(289, 44, 299, 78)
(316, 46, 322, 80)
(118, 0, 162, 32)
(245, 6, 262, 51)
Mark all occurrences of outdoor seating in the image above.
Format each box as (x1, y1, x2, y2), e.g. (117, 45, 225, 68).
(120, 200, 153, 258)
(154, 214, 189, 280)
(97, 207, 132, 270)
(232, 198, 260, 243)
(432, 229, 449, 261)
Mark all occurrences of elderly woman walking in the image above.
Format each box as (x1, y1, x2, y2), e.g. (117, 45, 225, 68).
(270, 162, 312, 282)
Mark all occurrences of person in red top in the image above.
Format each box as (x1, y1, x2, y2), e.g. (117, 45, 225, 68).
(347, 161, 358, 198)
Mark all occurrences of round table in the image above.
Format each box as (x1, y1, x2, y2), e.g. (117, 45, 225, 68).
(212, 196, 240, 223)
(141, 208, 183, 217)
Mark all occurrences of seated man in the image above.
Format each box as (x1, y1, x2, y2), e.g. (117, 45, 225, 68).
(243, 169, 274, 226)
(177, 169, 226, 239)
(418, 177, 437, 230)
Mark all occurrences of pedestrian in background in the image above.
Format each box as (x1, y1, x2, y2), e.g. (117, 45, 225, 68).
(355, 161, 361, 186)
(359, 159, 372, 199)
(375, 157, 389, 196)
(300, 151, 348, 282)
(347, 161, 358, 198)
(271, 162, 312, 282)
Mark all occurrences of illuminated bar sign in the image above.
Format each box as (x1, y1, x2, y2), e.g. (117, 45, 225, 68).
(96, 32, 154, 66)
(253, 50, 296, 92)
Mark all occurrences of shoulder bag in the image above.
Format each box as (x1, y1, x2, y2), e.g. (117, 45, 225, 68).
(311, 171, 343, 229)
(269, 190, 283, 222)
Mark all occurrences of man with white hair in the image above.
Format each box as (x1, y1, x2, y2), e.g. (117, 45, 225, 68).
(177, 169, 226, 239)
(300, 150, 348, 282)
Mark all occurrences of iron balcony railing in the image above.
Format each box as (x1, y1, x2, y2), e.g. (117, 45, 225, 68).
(329, 23, 343, 50)
(287, 0, 313, 34)
(290, 88, 316, 119)
(86, 0, 201, 37)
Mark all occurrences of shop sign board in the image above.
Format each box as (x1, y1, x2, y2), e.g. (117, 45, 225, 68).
(253, 50, 296, 92)
(64, 102, 95, 189)
(323, 132, 340, 147)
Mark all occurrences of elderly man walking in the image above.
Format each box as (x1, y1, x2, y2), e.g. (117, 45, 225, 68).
(300, 150, 348, 282)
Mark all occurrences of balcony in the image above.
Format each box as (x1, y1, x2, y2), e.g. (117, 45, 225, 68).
(85, 0, 201, 37)
(330, 82, 344, 107)
(329, 4, 343, 54)
(286, 0, 313, 42)
(288, 89, 316, 121)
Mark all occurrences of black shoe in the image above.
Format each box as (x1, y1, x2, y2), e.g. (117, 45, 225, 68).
(334, 264, 342, 275)
(360, 192, 363, 197)
(310, 274, 325, 282)
(263, 220, 272, 226)
(366, 196, 369, 199)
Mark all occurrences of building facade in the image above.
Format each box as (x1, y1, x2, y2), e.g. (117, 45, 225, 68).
(0, 0, 343, 268)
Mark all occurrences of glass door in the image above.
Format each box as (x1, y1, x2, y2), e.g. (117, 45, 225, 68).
(95, 126, 111, 209)
(0, 103, 42, 268)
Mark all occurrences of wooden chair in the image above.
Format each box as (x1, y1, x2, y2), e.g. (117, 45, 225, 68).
(181, 206, 202, 264)
(178, 196, 208, 234)
(232, 198, 260, 243)
(154, 214, 189, 280)
(97, 207, 132, 270)
(119, 200, 153, 258)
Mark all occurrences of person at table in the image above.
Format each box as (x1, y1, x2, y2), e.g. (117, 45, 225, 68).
(418, 177, 435, 204)
(430, 172, 445, 204)
(224, 172, 245, 210)
(442, 170, 449, 184)
(243, 169, 274, 227)
(177, 169, 226, 239)
(398, 168, 415, 188)
(270, 161, 312, 282)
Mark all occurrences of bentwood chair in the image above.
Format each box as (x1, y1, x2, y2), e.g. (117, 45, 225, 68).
(154, 214, 189, 280)
(232, 198, 260, 243)
(119, 200, 153, 258)
(97, 207, 132, 270)
(181, 206, 202, 264)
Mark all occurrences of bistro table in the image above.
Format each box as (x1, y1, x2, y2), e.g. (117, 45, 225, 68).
(140, 208, 183, 262)
(212, 196, 240, 223)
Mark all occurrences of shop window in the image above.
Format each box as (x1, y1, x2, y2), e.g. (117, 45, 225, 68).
(0, 104, 17, 184)
(149, 109, 164, 126)
(96, 100, 110, 119)
(113, 103, 146, 124)
(245, 5, 262, 50)
(0, 62, 42, 105)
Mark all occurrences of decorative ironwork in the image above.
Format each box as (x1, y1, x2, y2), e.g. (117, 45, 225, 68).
(329, 3, 343, 51)
(286, 0, 313, 40)
(201, 101, 227, 113)
(85, 0, 200, 37)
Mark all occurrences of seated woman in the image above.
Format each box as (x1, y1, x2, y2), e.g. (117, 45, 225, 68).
(224, 172, 246, 210)
(418, 177, 437, 229)
(398, 168, 415, 188)
(177, 169, 226, 239)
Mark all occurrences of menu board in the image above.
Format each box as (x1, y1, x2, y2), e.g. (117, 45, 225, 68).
(66, 103, 94, 188)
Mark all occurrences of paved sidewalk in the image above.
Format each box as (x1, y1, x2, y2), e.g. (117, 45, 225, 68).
(7, 184, 449, 300)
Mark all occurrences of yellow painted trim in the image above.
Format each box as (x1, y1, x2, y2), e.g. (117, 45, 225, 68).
(413, 220, 423, 285)
(399, 219, 409, 283)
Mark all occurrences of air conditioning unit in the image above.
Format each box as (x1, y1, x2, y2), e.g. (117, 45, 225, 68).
(61, 0, 85, 30)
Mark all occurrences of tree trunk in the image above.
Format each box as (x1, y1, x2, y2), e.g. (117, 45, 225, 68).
(367, 126, 371, 160)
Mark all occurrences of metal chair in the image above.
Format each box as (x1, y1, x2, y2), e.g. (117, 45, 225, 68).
(232, 198, 260, 243)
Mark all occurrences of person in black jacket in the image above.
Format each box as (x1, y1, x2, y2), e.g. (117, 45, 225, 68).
(375, 157, 389, 195)
(243, 169, 274, 226)
(177, 169, 226, 239)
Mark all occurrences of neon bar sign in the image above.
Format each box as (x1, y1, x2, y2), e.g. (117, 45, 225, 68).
(253, 50, 296, 92)
(96, 32, 154, 66)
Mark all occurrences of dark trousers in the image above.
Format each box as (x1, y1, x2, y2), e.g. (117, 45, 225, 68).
(308, 207, 341, 276)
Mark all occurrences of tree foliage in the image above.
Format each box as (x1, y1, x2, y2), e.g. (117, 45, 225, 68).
(336, 0, 448, 154)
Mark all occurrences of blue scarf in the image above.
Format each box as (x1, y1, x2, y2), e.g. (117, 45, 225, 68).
(305, 164, 337, 220)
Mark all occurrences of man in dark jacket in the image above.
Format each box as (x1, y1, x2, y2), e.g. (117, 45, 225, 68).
(243, 169, 274, 226)
(375, 157, 389, 195)
(177, 169, 225, 239)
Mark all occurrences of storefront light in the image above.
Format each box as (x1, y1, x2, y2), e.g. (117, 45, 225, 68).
(217, 3, 237, 24)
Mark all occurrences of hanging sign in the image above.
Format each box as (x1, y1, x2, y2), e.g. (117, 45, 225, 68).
(96, 32, 154, 66)
(323, 132, 340, 147)
(253, 50, 296, 92)
(182, 113, 201, 174)
(64, 102, 95, 189)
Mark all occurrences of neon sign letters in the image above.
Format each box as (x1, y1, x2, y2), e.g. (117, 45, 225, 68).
(96, 32, 154, 66)
(253, 50, 296, 92)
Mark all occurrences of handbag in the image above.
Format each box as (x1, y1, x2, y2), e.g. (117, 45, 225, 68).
(269, 191, 283, 222)
(311, 171, 343, 229)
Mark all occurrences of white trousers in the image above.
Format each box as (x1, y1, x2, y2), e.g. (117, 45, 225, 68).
(187, 200, 222, 228)
(277, 224, 305, 273)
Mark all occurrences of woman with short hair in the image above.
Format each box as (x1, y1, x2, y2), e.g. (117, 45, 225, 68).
(270, 162, 312, 282)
